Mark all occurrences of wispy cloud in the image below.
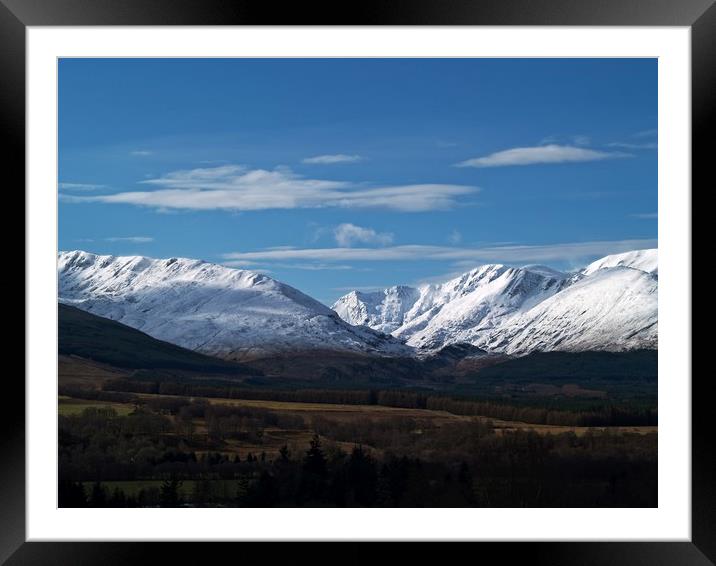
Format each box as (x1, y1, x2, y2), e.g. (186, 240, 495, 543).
(64, 164, 476, 213)
(332, 285, 393, 292)
(276, 263, 355, 271)
(607, 142, 657, 150)
(539, 135, 559, 145)
(334, 223, 393, 247)
(630, 212, 658, 219)
(302, 154, 363, 164)
(448, 229, 462, 245)
(105, 236, 154, 243)
(223, 238, 657, 265)
(223, 260, 354, 271)
(58, 182, 107, 191)
(539, 135, 591, 147)
(633, 128, 657, 139)
(130, 150, 153, 156)
(455, 144, 630, 168)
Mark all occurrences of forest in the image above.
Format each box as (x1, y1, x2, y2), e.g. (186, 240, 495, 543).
(59, 392, 657, 507)
(66, 376, 657, 427)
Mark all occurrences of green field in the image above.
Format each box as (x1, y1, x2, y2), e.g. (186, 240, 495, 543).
(58, 396, 135, 416)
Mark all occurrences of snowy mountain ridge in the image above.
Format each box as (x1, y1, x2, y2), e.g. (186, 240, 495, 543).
(332, 249, 658, 354)
(581, 248, 658, 276)
(332, 286, 422, 335)
(58, 248, 657, 362)
(58, 250, 411, 361)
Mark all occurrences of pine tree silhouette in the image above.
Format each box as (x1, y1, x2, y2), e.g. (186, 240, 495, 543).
(303, 435, 327, 477)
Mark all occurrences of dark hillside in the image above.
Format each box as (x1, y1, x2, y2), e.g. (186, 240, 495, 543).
(59, 303, 256, 375)
(477, 350, 657, 381)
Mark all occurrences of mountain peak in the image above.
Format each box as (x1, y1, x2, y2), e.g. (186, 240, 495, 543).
(582, 248, 657, 276)
(59, 248, 657, 362)
(521, 264, 568, 279)
(58, 250, 411, 361)
(333, 249, 657, 355)
(332, 284, 421, 335)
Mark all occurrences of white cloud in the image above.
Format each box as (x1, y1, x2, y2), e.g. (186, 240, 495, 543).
(58, 182, 107, 191)
(302, 154, 362, 164)
(65, 165, 476, 213)
(455, 144, 630, 168)
(334, 223, 394, 247)
(130, 150, 153, 156)
(630, 212, 658, 219)
(633, 128, 657, 138)
(223, 238, 657, 265)
(105, 236, 154, 243)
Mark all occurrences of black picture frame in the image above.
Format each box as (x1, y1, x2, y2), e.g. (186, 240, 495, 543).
(4, 1, 709, 564)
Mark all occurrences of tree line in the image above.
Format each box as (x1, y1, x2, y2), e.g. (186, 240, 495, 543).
(85, 378, 657, 426)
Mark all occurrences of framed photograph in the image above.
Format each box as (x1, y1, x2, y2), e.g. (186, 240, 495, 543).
(6, 0, 710, 563)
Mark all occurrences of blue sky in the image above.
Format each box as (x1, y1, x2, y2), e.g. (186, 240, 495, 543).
(59, 58, 657, 304)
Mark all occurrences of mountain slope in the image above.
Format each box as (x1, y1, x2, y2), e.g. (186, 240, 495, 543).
(59, 303, 252, 373)
(58, 251, 411, 361)
(333, 264, 567, 350)
(476, 349, 658, 381)
(332, 286, 421, 334)
(582, 248, 658, 276)
(484, 267, 658, 354)
(333, 249, 657, 355)
(393, 264, 567, 349)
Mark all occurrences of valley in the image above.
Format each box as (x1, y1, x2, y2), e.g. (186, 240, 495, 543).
(57, 248, 659, 508)
(52, 57, 663, 513)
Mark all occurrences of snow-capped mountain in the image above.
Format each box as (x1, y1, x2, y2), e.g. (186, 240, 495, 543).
(581, 248, 658, 276)
(332, 249, 658, 354)
(332, 286, 421, 334)
(483, 266, 657, 354)
(58, 248, 658, 363)
(334, 264, 567, 350)
(58, 251, 411, 361)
